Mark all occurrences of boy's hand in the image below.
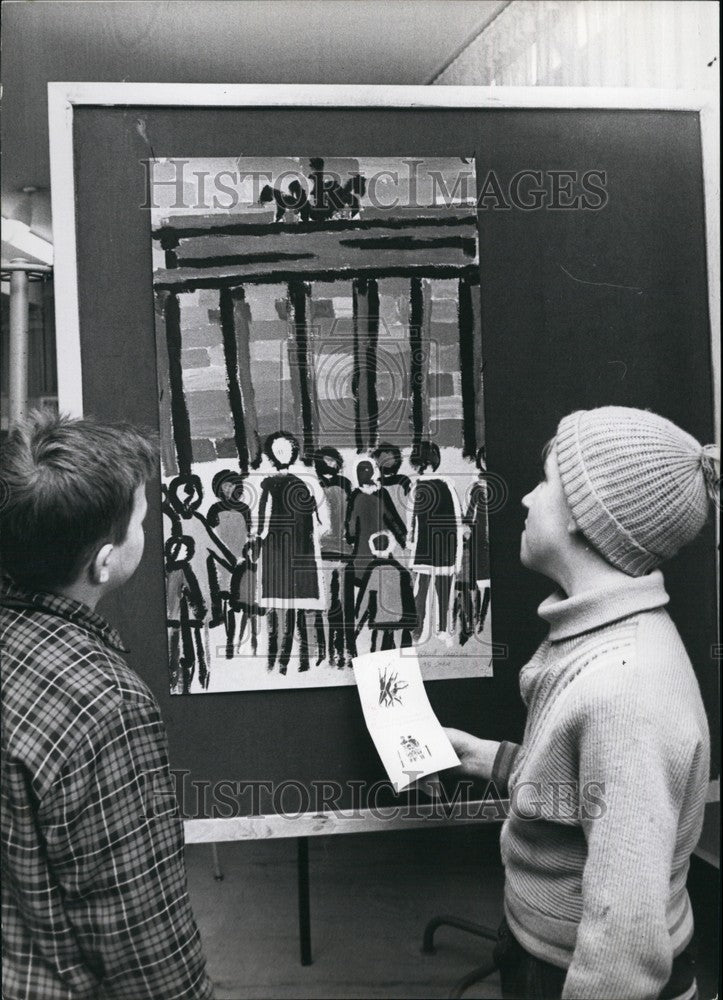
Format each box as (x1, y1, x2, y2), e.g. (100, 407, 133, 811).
(444, 728, 500, 782)
(408, 772, 444, 800)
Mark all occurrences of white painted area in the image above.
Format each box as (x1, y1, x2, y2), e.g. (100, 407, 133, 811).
(47, 85, 83, 415)
(47, 82, 716, 110)
(164, 447, 494, 694)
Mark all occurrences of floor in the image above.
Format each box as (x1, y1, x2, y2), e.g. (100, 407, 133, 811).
(186, 826, 720, 1000)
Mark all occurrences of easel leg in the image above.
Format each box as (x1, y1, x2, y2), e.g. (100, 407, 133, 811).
(297, 836, 312, 966)
(211, 843, 224, 881)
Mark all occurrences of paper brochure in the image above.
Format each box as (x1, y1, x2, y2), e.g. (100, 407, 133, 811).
(352, 648, 460, 791)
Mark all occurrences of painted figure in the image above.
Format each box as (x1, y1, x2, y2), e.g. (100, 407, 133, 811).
(345, 458, 407, 585)
(354, 531, 416, 652)
(314, 447, 352, 668)
(256, 432, 327, 673)
(165, 535, 209, 693)
(205, 470, 257, 657)
(372, 442, 412, 526)
(345, 457, 407, 657)
(408, 441, 463, 641)
(467, 446, 492, 631)
(456, 445, 492, 642)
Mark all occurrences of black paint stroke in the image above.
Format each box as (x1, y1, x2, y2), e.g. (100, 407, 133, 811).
(409, 278, 425, 460)
(267, 608, 279, 670)
(164, 291, 194, 476)
(279, 608, 295, 674)
(339, 236, 476, 256)
(219, 287, 249, 472)
(153, 213, 475, 242)
(230, 287, 262, 468)
(297, 609, 310, 672)
(351, 281, 363, 453)
(458, 278, 478, 458)
(288, 281, 316, 462)
(366, 279, 380, 449)
(154, 293, 178, 476)
(155, 263, 479, 292)
(180, 251, 316, 268)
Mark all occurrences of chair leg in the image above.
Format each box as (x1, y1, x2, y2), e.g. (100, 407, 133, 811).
(422, 914, 498, 954)
(449, 959, 499, 999)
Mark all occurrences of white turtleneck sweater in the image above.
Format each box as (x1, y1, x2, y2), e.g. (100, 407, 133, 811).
(493, 570, 709, 1000)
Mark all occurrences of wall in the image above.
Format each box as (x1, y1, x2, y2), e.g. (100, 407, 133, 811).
(434, 0, 719, 89)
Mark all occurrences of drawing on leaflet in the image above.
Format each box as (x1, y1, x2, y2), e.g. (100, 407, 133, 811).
(400, 735, 427, 764)
(150, 156, 494, 692)
(378, 666, 409, 708)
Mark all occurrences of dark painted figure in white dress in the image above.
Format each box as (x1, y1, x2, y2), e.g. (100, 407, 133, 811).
(314, 447, 352, 668)
(257, 432, 326, 673)
(206, 470, 257, 657)
(372, 442, 412, 526)
(165, 535, 208, 693)
(345, 458, 407, 585)
(354, 530, 416, 652)
(408, 441, 462, 641)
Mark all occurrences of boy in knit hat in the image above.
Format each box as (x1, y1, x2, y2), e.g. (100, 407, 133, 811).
(0, 412, 214, 999)
(446, 406, 717, 1000)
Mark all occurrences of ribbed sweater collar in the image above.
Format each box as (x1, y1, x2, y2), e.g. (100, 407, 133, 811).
(538, 570, 669, 642)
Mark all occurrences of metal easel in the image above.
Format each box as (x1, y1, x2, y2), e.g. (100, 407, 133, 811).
(1, 259, 53, 424)
(208, 838, 313, 966)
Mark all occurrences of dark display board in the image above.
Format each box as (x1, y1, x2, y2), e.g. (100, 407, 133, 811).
(72, 106, 718, 815)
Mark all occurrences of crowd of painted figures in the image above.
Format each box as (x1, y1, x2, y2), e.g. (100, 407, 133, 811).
(162, 434, 491, 692)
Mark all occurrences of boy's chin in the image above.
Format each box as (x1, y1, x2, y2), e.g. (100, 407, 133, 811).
(519, 533, 531, 567)
(520, 537, 542, 574)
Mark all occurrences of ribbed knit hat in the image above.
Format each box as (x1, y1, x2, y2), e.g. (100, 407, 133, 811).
(556, 407, 718, 576)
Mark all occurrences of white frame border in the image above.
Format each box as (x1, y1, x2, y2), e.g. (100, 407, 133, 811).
(49, 83, 719, 433)
(48, 83, 720, 837)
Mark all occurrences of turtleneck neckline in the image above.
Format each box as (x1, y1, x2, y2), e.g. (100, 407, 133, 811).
(538, 569, 669, 642)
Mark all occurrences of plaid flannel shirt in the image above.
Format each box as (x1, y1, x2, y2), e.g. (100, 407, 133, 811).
(1, 577, 215, 1000)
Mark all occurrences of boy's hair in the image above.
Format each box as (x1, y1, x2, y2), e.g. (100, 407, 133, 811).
(0, 410, 158, 591)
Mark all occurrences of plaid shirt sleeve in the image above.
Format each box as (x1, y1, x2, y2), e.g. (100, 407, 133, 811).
(37, 689, 215, 1000)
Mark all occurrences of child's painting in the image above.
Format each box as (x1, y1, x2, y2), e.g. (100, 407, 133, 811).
(150, 156, 495, 692)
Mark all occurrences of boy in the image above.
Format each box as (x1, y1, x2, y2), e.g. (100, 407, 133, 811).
(447, 406, 717, 1000)
(1, 412, 214, 999)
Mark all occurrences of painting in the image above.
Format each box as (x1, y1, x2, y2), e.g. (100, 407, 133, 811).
(150, 156, 494, 692)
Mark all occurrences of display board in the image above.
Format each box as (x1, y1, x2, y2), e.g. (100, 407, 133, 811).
(50, 87, 719, 826)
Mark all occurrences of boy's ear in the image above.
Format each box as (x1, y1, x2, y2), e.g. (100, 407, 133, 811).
(567, 518, 579, 535)
(90, 543, 115, 585)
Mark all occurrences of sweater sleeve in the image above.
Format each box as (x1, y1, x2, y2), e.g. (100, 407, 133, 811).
(561, 680, 682, 1000)
(491, 741, 521, 796)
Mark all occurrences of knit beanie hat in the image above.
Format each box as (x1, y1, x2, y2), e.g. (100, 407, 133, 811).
(556, 407, 719, 576)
